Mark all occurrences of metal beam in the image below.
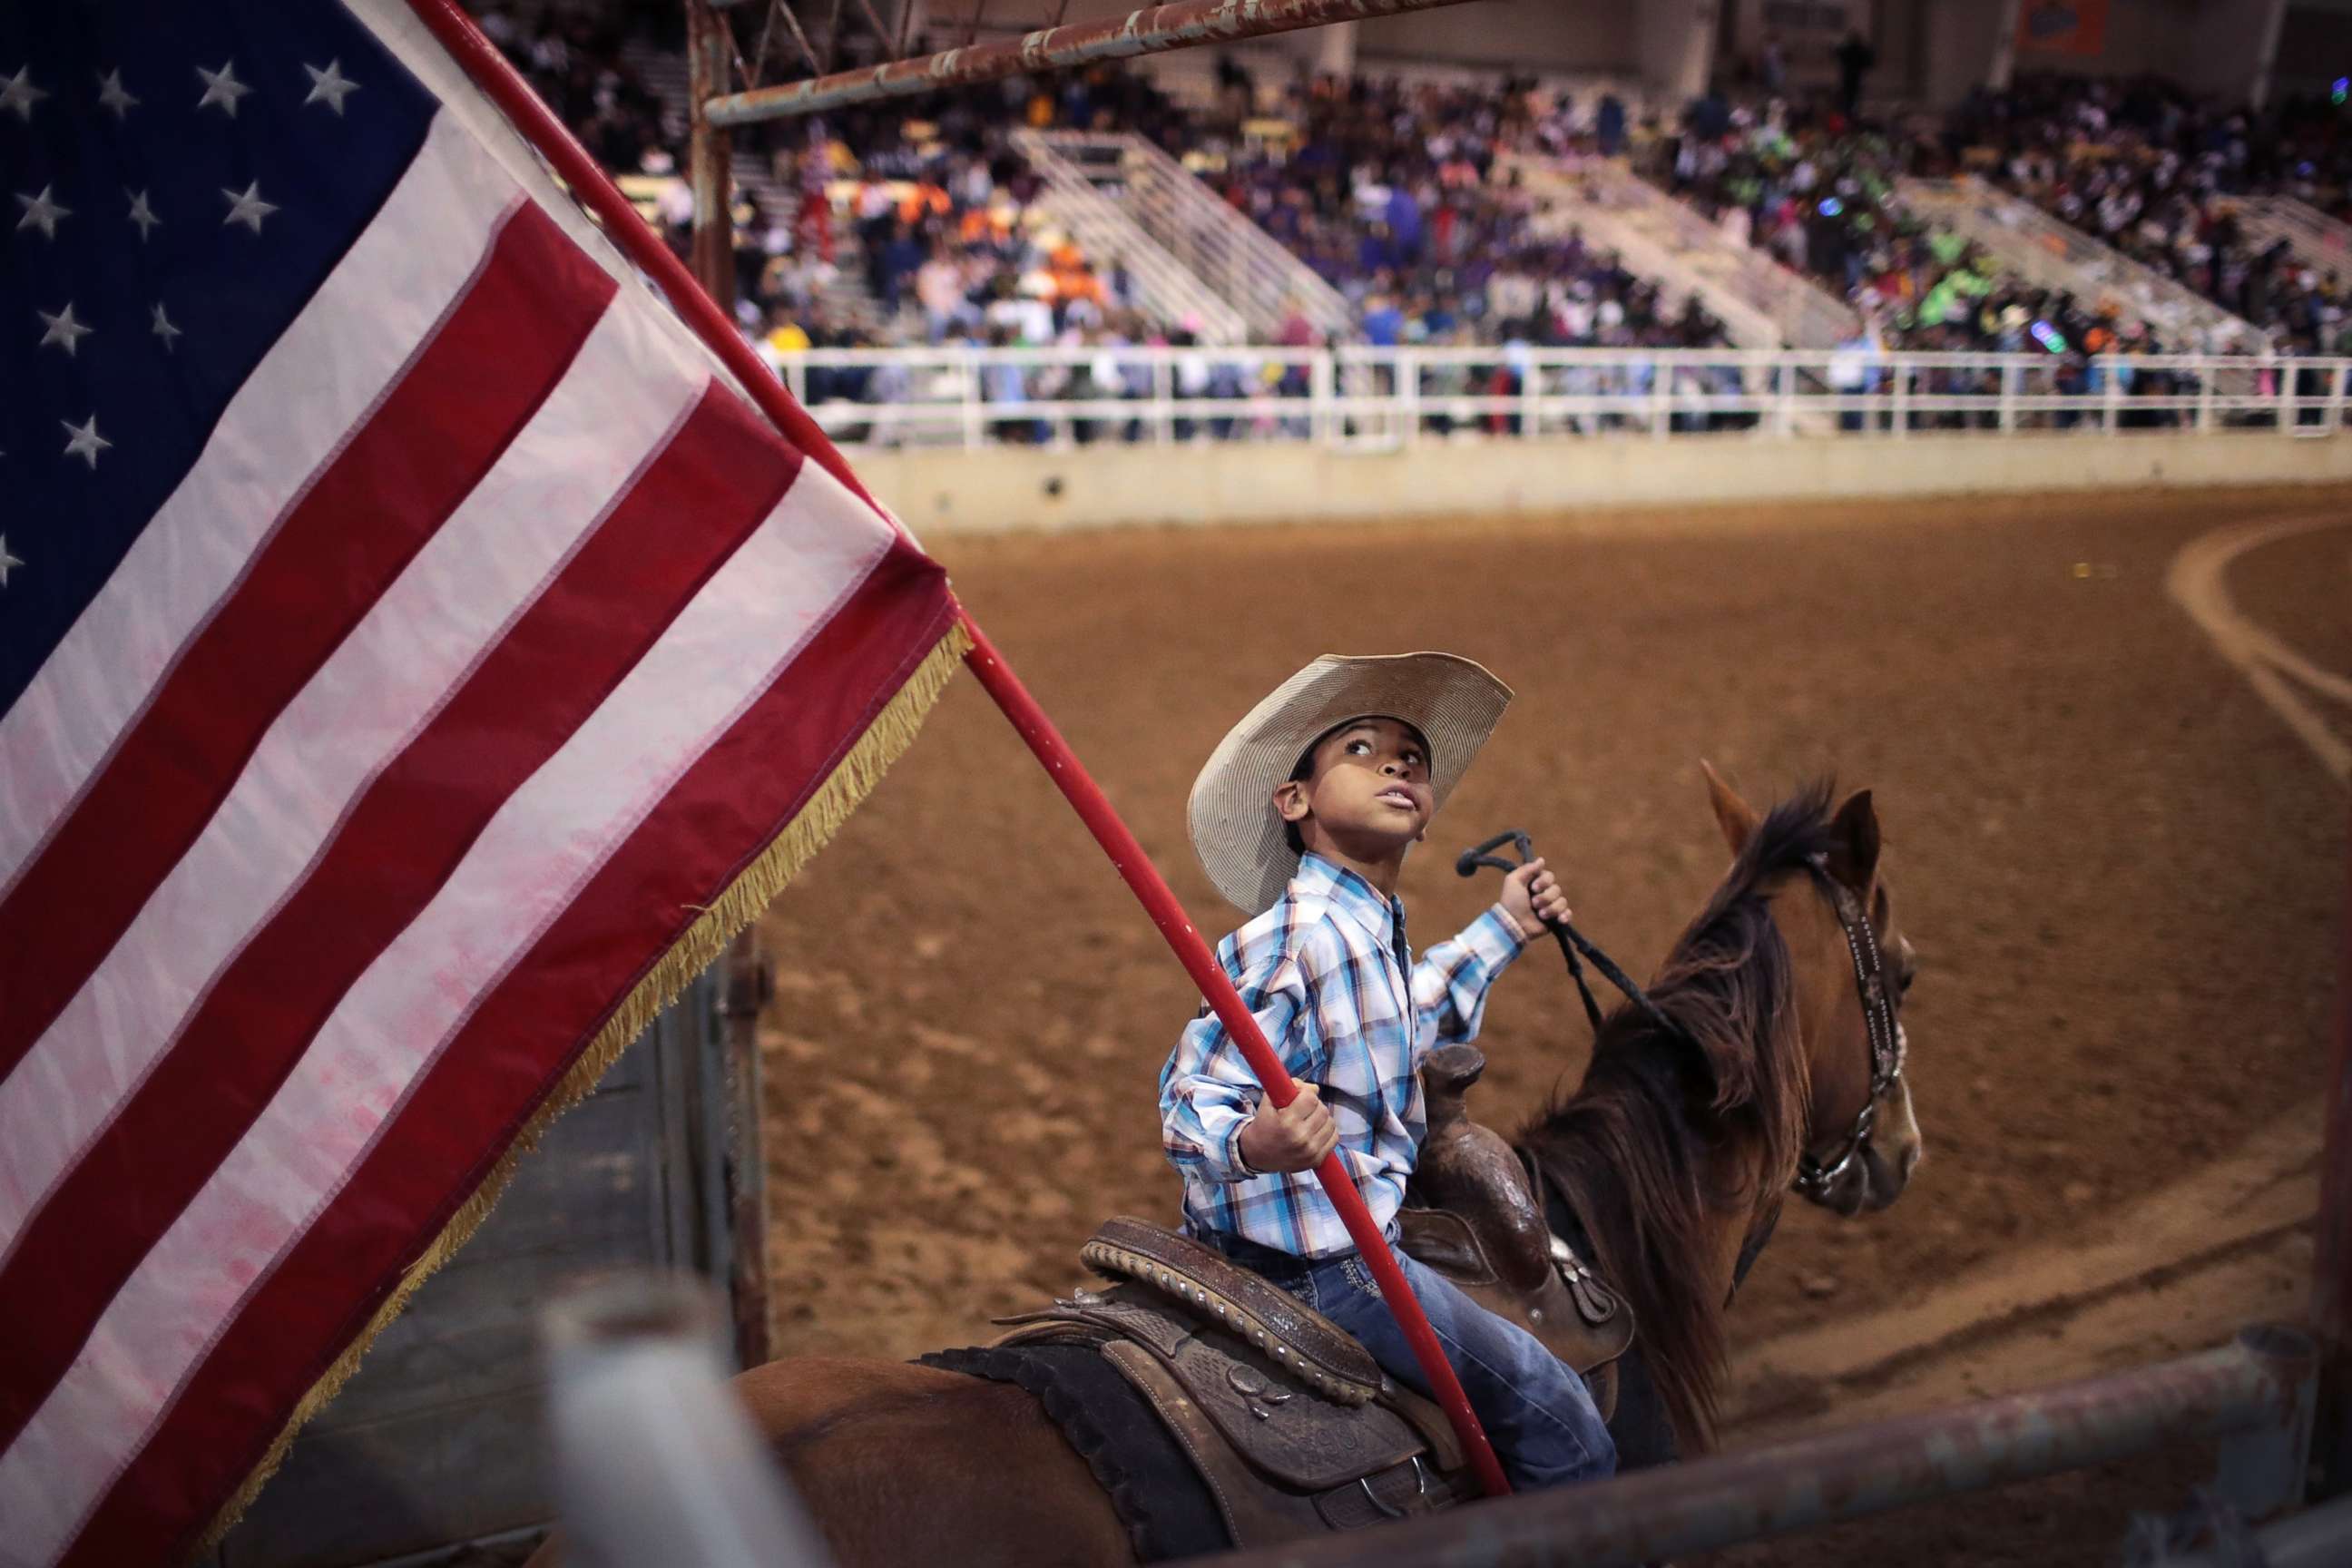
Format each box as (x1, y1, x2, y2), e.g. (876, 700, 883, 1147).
(687, 0, 737, 310)
(1204, 1327, 2318, 1568)
(2317, 816, 2352, 1492)
(720, 929, 774, 1370)
(701, 0, 1487, 124)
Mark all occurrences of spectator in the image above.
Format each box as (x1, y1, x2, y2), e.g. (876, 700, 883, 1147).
(1597, 93, 1627, 158)
(1836, 31, 1875, 121)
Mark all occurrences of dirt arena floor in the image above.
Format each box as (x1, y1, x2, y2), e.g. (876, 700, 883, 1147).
(754, 483, 2352, 1563)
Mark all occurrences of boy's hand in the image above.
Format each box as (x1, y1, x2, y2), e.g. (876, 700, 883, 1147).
(1238, 1081, 1338, 1174)
(1501, 858, 1572, 940)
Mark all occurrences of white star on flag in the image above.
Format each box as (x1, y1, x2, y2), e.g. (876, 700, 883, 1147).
(61, 415, 113, 470)
(97, 68, 139, 119)
(127, 189, 161, 241)
(221, 181, 279, 234)
(38, 304, 93, 357)
(303, 59, 359, 114)
(151, 302, 182, 351)
(195, 60, 252, 117)
(15, 185, 70, 240)
(0, 535, 19, 590)
(0, 65, 45, 123)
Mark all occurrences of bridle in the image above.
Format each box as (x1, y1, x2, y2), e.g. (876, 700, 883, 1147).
(1463, 827, 1908, 1240)
(1789, 853, 1906, 1204)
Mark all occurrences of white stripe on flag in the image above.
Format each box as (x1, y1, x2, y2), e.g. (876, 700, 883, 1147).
(0, 112, 508, 897)
(0, 300, 711, 1257)
(0, 459, 896, 1561)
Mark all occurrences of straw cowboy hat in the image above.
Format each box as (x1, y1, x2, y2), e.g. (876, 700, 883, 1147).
(1189, 652, 1514, 913)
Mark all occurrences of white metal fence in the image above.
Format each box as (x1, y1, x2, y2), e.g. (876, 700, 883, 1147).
(769, 345, 2352, 450)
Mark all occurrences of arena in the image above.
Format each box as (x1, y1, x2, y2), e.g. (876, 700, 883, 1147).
(755, 484, 2349, 1562)
(12, 0, 2352, 1563)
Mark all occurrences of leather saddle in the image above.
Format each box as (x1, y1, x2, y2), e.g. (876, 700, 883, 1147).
(991, 1044, 1633, 1551)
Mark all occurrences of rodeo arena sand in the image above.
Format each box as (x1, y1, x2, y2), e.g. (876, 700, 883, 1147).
(755, 485, 2351, 1564)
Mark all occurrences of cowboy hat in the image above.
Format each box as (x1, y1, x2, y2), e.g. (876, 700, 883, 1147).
(1189, 652, 1513, 913)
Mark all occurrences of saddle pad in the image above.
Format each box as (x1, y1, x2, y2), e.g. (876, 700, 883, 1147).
(919, 1343, 1229, 1563)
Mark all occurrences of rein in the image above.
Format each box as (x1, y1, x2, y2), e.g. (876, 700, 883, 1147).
(1457, 829, 1906, 1206)
(1454, 830, 1683, 1043)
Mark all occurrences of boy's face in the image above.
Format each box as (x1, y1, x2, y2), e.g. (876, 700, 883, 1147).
(1275, 716, 1434, 860)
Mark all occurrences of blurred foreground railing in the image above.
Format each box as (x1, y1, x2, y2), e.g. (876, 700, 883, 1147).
(764, 344, 2352, 452)
(544, 1273, 829, 1568)
(1205, 1324, 2319, 1568)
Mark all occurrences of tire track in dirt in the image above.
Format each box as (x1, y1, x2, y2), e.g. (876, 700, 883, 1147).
(1719, 510, 2351, 1436)
(1727, 1104, 2320, 1431)
(2167, 514, 2352, 784)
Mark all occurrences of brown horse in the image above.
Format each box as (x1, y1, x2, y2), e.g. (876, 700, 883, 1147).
(529, 771, 1923, 1565)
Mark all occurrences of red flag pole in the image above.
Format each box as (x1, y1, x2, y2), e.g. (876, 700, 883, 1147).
(405, 0, 1511, 1501)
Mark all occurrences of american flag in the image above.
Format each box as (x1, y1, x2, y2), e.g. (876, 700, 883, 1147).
(0, 3, 960, 1563)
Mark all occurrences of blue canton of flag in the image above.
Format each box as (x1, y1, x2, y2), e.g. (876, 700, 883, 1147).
(0, 2, 433, 707)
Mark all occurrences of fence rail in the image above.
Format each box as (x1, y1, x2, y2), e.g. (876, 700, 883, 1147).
(766, 344, 2352, 450)
(1206, 1325, 2318, 1568)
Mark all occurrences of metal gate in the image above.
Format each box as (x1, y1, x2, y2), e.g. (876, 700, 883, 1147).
(201, 942, 767, 1568)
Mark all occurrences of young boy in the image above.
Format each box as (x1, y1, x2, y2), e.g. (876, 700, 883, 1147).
(1159, 652, 1617, 1492)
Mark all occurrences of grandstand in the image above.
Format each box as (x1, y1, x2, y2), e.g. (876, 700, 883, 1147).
(455, 0, 2352, 472)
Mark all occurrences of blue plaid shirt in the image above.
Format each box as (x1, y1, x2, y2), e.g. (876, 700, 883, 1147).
(1160, 853, 1525, 1259)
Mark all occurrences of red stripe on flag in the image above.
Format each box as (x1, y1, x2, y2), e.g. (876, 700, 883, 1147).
(0, 202, 614, 1090)
(0, 384, 799, 1453)
(64, 542, 956, 1567)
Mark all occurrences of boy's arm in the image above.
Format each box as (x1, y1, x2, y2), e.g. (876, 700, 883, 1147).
(1411, 905, 1527, 1052)
(1159, 937, 1321, 1185)
(1414, 857, 1573, 1051)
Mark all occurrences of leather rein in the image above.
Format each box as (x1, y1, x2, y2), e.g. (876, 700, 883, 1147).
(1457, 831, 1905, 1208)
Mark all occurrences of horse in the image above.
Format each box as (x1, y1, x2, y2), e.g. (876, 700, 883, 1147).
(526, 769, 1923, 1565)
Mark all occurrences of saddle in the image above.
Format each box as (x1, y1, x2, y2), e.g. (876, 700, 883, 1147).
(990, 1044, 1633, 1551)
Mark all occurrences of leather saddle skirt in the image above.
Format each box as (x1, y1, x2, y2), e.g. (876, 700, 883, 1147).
(991, 1203, 1632, 1549)
(986, 1044, 1634, 1551)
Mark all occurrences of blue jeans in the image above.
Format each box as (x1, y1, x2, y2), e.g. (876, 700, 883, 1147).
(1201, 1230, 1616, 1491)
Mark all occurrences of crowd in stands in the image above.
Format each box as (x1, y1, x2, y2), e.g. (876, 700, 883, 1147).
(483, 0, 2352, 445)
(1951, 74, 2352, 353)
(486, 3, 1722, 366)
(478, 1, 679, 177)
(756, 65, 1728, 361)
(1661, 69, 2352, 357)
(1655, 97, 2168, 356)
(1191, 75, 1724, 353)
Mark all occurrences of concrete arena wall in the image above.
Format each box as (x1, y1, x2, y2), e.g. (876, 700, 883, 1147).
(859, 432, 2352, 534)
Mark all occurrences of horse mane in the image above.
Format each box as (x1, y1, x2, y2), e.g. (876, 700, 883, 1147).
(1516, 779, 1838, 1454)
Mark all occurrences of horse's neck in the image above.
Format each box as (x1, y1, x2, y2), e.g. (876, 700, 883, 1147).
(1701, 1142, 1781, 1301)
(1535, 1092, 1770, 1304)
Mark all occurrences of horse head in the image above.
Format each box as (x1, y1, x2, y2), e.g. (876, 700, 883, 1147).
(1500, 771, 1925, 1455)
(1700, 761, 1923, 1220)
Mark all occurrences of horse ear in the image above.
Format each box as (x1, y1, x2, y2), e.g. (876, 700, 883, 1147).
(1826, 788, 1881, 891)
(1700, 760, 1759, 857)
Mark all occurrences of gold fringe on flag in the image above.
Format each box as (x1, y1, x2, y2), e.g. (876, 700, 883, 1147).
(200, 619, 972, 1553)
